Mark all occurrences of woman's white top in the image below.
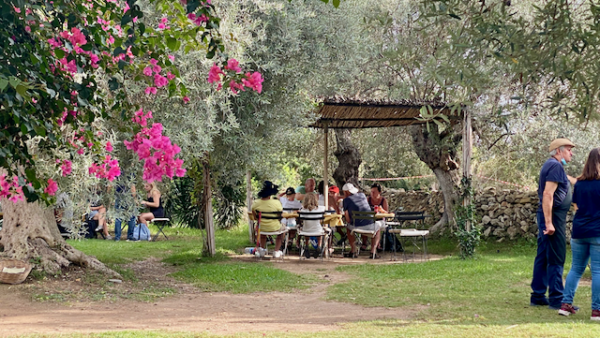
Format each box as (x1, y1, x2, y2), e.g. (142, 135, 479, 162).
(299, 206, 325, 233)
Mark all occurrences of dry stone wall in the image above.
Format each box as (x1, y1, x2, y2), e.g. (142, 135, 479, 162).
(382, 188, 574, 241)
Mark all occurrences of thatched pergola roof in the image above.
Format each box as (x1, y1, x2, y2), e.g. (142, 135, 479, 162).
(310, 97, 462, 129)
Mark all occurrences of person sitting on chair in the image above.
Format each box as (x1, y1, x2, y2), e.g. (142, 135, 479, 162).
(299, 192, 326, 259)
(251, 181, 284, 258)
(89, 187, 111, 240)
(368, 183, 388, 213)
(139, 182, 164, 231)
(343, 183, 383, 259)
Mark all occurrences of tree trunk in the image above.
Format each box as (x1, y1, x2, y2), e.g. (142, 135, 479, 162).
(409, 122, 462, 234)
(0, 199, 118, 277)
(333, 128, 362, 188)
(203, 155, 216, 257)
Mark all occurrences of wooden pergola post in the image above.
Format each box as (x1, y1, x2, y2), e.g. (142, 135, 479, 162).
(323, 121, 329, 210)
(246, 170, 254, 243)
(462, 107, 473, 231)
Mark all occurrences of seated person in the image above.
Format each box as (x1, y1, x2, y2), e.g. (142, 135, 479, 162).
(299, 192, 327, 258)
(328, 185, 346, 245)
(139, 182, 164, 232)
(279, 187, 303, 227)
(342, 183, 383, 259)
(251, 181, 284, 258)
(368, 183, 388, 213)
(89, 188, 110, 239)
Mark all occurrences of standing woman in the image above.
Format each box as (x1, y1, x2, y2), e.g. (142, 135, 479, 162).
(139, 182, 164, 228)
(559, 148, 600, 320)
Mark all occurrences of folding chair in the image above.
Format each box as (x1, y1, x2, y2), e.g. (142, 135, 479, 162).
(255, 211, 287, 260)
(387, 211, 429, 261)
(150, 217, 170, 241)
(350, 210, 383, 259)
(297, 211, 330, 261)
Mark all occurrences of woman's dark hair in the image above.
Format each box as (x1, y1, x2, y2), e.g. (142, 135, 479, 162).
(257, 181, 279, 198)
(371, 183, 382, 193)
(578, 148, 600, 181)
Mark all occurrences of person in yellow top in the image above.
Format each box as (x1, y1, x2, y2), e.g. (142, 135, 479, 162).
(251, 181, 284, 257)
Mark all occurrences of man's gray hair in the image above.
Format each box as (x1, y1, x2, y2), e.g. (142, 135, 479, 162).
(550, 146, 566, 157)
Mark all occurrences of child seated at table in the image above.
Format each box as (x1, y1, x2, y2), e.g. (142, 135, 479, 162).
(299, 193, 326, 258)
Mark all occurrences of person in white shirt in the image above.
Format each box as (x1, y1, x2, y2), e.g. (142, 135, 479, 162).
(279, 187, 302, 227)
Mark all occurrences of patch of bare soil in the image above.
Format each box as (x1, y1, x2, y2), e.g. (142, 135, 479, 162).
(0, 253, 431, 337)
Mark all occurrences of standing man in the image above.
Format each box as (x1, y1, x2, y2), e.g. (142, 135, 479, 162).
(531, 138, 577, 309)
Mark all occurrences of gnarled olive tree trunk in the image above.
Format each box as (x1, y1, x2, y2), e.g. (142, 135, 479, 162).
(409, 122, 462, 234)
(0, 199, 118, 277)
(333, 128, 361, 188)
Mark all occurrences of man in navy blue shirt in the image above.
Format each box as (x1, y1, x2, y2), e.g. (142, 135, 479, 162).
(531, 138, 577, 310)
(343, 183, 383, 259)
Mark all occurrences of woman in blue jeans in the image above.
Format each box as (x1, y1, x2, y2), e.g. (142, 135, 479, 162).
(559, 148, 600, 320)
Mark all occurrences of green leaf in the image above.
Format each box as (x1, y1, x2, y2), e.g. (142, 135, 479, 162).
(332, 0, 340, 7)
(0, 78, 8, 91)
(33, 124, 46, 137)
(15, 84, 27, 97)
(167, 37, 177, 50)
(25, 168, 38, 185)
(54, 49, 65, 59)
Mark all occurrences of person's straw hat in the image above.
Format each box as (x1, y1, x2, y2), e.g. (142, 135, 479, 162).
(342, 183, 358, 194)
(549, 138, 576, 152)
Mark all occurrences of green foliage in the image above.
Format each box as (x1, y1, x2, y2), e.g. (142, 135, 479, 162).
(168, 176, 203, 229)
(454, 177, 481, 259)
(214, 182, 244, 229)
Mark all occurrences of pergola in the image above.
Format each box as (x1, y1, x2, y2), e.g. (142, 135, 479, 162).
(310, 97, 472, 229)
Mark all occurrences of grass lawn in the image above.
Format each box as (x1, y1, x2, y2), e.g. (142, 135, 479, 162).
(68, 224, 313, 294)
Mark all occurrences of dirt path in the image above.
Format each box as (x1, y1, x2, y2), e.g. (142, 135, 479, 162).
(0, 255, 431, 337)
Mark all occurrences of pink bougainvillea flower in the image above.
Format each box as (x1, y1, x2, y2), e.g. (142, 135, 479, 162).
(77, 148, 85, 155)
(145, 86, 158, 95)
(25, 26, 31, 33)
(154, 74, 168, 88)
(208, 64, 224, 84)
(152, 65, 162, 73)
(123, 2, 130, 13)
(168, 55, 175, 61)
(242, 72, 264, 93)
(167, 71, 176, 80)
(106, 141, 113, 152)
(60, 160, 73, 176)
(183, 96, 190, 104)
(224, 59, 242, 73)
(143, 66, 153, 76)
(132, 16, 138, 23)
(149, 58, 158, 66)
(229, 80, 245, 95)
(45, 178, 58, 196)
(13, 6, 21, 13)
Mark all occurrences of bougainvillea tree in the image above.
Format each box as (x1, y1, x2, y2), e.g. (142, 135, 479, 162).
(0, 0, 262, 274)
